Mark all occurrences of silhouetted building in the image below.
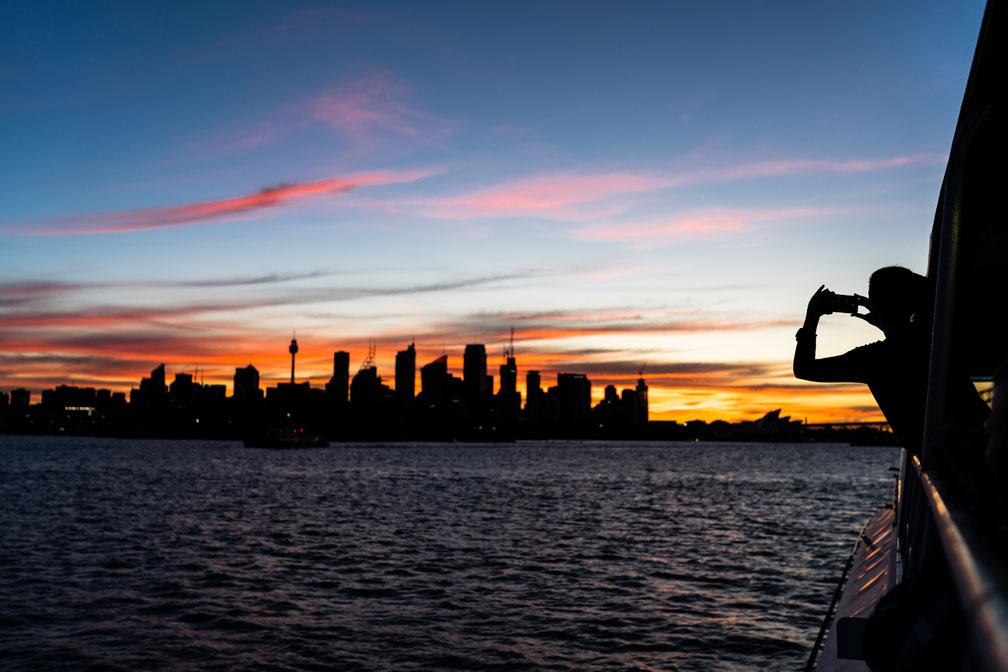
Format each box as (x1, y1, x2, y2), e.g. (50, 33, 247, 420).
(10, 388, 30, 414)
(620, 388, 639, 423)
(395, 342, 416, 401)
(635, 376, 649, 424)
(524, 370, 545, 422)
(265, 381, 313, 430)
(526, 370, 541, 397)
(592, 384, 621, 429)
(326, 351, 350, 403)
(421, 355, 449, 407)
(0, 390, 8, 413)
(463, 344, 488, 406)
(41, 385, 97, 414)
(170, 373, 194, 407)
(201, 384, 226, 401)
(496, 352, 521, 424)
(150, 363, 165, 392)
(351, 366, 382, 408)
(500, 355, 517, 396)
(132, 364, 167, 406)
(233, 364, 262, 402)
(557, 373, 591, 426)
(604, 384, 619, 404)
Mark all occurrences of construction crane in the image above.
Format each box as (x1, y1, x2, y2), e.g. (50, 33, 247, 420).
(359, 340, 376, 371)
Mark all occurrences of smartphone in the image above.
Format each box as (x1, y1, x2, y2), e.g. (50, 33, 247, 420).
(830, 293, 861, 315)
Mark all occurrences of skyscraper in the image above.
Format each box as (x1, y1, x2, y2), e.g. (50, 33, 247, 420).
(526, 370, 541, 398)
(421, 355, 449, 407)
(557, 372, 591, 426)
(326, 351, 350, 403)
(350, 365, 381, 407)
(233, 364, 261, 402)
(395, 342, 416, 401)
(499, 355, 517, 397)
(463, 344, 487, 404)
(497, 346, 520, 423)
(635, 375, 649, 425)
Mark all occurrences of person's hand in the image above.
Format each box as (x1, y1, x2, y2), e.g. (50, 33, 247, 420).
(852, 309, 880, 328)
(806, 285, 834, 318)
(847, 293, 880, 327)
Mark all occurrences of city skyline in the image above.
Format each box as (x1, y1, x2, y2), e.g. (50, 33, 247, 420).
(0, 1, 988, 423)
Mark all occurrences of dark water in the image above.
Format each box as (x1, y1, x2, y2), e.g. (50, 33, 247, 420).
(0, 437, 897, 671)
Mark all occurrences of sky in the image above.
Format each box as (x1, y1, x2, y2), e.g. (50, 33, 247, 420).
(0, 0, 989, 422)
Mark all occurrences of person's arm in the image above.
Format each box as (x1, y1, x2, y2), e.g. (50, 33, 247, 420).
(793, 285, 867, 383)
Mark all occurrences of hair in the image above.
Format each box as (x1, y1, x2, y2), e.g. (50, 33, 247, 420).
(868, 266, 930, 325)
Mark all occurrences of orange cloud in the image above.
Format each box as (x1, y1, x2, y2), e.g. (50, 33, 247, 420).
(7, 169, 436, 236)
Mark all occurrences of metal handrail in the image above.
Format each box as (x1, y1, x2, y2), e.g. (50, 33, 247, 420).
(803, 516, 873, 671)
(898, 454, 1008, 671)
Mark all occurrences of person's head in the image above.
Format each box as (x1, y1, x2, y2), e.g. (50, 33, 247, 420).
(867, 266, 929, 335)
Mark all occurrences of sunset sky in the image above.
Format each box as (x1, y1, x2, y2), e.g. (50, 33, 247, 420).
(0, 1, 988, 422)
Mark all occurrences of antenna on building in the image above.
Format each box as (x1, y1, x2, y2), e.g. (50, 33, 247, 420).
(359, 340, 376, 371)
(639, 362, 647, 378)
(509, 326, 515, 358)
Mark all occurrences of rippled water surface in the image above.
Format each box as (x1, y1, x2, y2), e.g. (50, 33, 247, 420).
(0, 437, 897, 670)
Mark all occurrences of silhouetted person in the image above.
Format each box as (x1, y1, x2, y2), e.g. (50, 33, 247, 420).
(793, 266, 987, 456)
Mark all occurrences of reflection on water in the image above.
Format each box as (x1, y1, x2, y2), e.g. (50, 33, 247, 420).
(0, 437, 896, 671)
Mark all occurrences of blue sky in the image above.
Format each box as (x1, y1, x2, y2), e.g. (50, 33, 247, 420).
(0, 1, 988, 420)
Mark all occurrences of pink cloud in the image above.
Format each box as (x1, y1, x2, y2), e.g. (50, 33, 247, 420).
(168, 72, 446, 165)
(312, 78, 420, 137)
(412, 153, 941, 221)
(8, 169, 437, 236)
(415, 173, 661, 219)
(306, 74, 452, 151)
(574, 207, 826, 243)
(689, 154, 943, 183)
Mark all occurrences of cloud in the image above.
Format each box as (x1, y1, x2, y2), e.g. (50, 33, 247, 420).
(679, 154, 942, 184)
(573, 207, 827, 243)
(412, 153, 942, 221)
(415, 173, 660, 219)
(0, 272, 541, 341)
(311, 76, 422, 139)
(0, 282, 82, 307)
(6, 169, 437, 237)
(429, 309, 799, 343)
(302, 73, 455, 153)
(178, 271, 332, 288)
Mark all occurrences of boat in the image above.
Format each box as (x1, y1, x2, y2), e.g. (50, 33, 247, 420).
(806, 1, 1008, 669)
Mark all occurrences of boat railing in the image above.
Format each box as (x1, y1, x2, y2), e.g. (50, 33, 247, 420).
(901, 0, 1008, 666)
(896, 449, 1008, 671)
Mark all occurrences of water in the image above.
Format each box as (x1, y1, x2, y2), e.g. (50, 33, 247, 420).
(0, 437, 897, 671)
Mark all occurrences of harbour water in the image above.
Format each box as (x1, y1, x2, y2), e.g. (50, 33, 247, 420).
(0, 437, 897, 671)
